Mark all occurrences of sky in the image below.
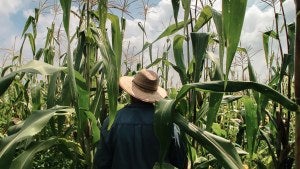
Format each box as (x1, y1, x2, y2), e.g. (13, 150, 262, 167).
(0, 0, 296, 84)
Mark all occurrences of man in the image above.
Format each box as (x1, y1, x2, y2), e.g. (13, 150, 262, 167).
(94, 69, 187, 169)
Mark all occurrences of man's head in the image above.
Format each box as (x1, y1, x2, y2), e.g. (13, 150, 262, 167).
(119, 69, 167, 103)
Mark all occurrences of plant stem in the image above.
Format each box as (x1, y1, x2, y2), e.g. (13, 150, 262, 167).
(295, 0, 300, 168)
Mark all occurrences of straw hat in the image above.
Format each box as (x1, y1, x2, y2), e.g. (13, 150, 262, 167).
(119, 69, 167, 103)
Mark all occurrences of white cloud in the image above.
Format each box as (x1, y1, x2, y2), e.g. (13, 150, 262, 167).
(0, 0, 22, 16)
(1, 0, 296, 82)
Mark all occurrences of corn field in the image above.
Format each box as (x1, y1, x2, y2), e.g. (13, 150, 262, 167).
(0, 0, 300, 168)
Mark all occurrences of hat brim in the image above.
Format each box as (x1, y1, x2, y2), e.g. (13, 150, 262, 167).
(119, 76, 167, 103)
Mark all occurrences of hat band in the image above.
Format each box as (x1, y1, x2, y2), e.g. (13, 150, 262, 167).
(133, 80, 157, 92)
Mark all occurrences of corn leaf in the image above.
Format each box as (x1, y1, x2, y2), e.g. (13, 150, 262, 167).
(25, 33, 36, 55)
(223, 0, 247, 81)
(244, 97, 258, 157)
(174, 111, 244, 169)
(181, 0, 191, 24)
(154, 99, 174, 164)
(21, 16, 34, 37)
(176, 81, 298, 111)
(0, 73, 16, 97)
(190, 32, 209, 82)
(0, 106, 74, 166)
(171, 0, 180, 25)
(9, 137, 58, 169)
(173, 35, 186, 73)
(59, 0, 72, 36)
(194, 6, 213, 32)
(17, 60, 66, 75)
(262, 30, 278, 67)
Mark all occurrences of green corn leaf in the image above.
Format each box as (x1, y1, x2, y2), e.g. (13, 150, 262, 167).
(190, 33, 209, 82)
(74, 32, 85, 71)
(138, 22, 147, 37)
(181, 0, 191, 24)
(279, 54, 293, 85)
(17, 60, 66, 75)
(85, 111, 100, 144)
(92, 27, 119, 129)
(90, 61, 103, 77)
(194, 6, 213, 32)
(287, 23, 295, 76)
(263, 30, 278, 67)
(58, 138, 84, 157)
(7, 121, 24, 136)
(98, 0, 108, 34)
(59, 0, 72, 36)
(31, 84, 42, 110)
(174, 112, 244, 169)
(34, 48, 44, 60)
(244, 97, 258, 157)
(25, 33, 36, 55)
(155, 98, 244, 169)
(9, 137, 58, 169)
(146, 57, 164, 69)
(154, 20, 187, 44)
(47, 73, 59, 108)
(206, 57, 224, 132)
(0, 60, 65, 97)
(21, 16, 34, 37)
(32, 18, 37, 39)
(45, 23, 55, 48)
(173, 35, 186, 77)
(212, 9, 224, 71)
(223, 0, 247, 82)
(171, 0, 180, 25)
(206, 92, 223, 132)
(170, 64, 188, 85)
(136, 21, 187, 56)
(154, 99, 174, 164)
(0, 106, 74, 164)
(176, 81, 298, 111)
(221, 95, 242, 104)
(248, 59, 261, 123)
(108, 13, 122, 69)
(0, 72, 16, 97)
(259, 128, 277, 165)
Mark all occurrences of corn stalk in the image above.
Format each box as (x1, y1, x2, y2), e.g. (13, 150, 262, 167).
(295, 0, 300, 168)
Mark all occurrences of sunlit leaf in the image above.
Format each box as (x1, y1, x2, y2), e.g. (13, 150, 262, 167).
(194, 6, 212, 32)
(18, 60, 66, 75)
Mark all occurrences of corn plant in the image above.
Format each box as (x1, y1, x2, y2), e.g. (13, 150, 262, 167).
(0, 0, 300, 169)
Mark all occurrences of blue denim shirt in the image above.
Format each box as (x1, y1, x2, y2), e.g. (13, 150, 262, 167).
(94, 102, 187, 169)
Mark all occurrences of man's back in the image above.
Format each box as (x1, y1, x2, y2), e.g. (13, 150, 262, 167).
(94, 102, 187, 169)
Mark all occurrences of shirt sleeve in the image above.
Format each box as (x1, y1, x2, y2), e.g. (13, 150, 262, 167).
(93, 119, 112, 169)
(168, 124, 188, 169)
